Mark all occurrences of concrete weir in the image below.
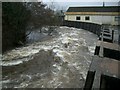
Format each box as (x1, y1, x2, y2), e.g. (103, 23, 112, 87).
(84, 25, 120, 89)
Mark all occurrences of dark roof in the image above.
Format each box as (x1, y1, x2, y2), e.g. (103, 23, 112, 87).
(67, 6, 120, 12)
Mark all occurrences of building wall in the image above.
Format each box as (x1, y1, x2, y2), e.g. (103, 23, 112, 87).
(64, 14, 119, 25)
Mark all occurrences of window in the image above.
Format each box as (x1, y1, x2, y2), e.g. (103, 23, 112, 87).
(85, 16, 90, 20)
(76, 16, 80, 20)
(115, 16, 120, 21)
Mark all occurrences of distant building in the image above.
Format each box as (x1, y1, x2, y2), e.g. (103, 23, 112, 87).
(64, 6, 120, 25)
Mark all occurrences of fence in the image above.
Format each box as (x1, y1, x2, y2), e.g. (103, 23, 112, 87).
(63, 20, 101, 36)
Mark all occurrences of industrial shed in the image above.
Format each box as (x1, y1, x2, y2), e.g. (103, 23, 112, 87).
(65, 6, 120, 25)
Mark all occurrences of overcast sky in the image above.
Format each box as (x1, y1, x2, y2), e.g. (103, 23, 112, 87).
(42, 0, 120, 2)
(41, 0, 119, 11)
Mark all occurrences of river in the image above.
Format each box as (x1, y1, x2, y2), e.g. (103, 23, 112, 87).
(2, 26, 98, 88)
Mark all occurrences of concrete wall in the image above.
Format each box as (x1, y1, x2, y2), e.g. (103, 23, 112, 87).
(65, 15, 119, 25)
(63, 20, 101, 36)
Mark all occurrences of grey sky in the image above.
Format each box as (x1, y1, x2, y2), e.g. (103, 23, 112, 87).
(42, 0, 119, 11)
(42, 0, 120, 2)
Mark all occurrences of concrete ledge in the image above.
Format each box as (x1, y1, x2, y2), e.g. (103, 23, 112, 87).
(84, 55, 120, 89)
(96, 41, 120, 51)
(84, 25, 120, 89)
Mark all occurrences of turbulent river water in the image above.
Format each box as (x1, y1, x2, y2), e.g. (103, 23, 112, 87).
(1, 26, 98, 88)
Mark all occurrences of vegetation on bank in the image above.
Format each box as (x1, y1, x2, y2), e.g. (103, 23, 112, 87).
(2, 2, 63, 53)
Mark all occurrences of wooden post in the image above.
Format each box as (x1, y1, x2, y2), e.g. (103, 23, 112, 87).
(112, 30, 114, 43)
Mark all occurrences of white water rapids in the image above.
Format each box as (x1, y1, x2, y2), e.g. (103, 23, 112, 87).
(2, 26, 98, 88)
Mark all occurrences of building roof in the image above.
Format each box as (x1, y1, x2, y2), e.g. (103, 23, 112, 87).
(67, 6, 120, 12)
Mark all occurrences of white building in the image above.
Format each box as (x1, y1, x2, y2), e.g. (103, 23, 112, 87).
(65, 6, 120, 25)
